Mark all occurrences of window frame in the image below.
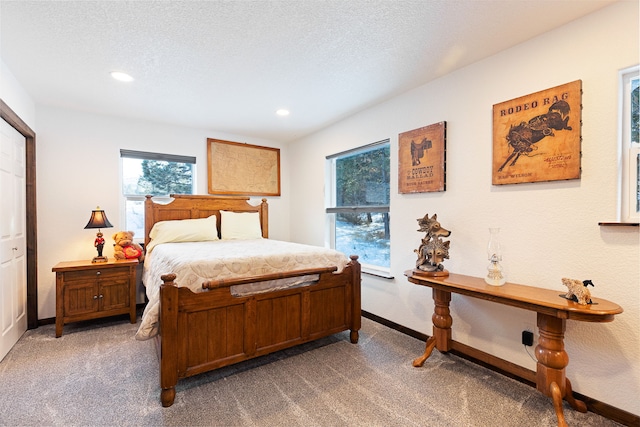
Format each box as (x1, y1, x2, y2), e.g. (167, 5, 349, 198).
(119, 150, 196, 241)
(618, 65, 639, 223)
(325, 139, 391, 277)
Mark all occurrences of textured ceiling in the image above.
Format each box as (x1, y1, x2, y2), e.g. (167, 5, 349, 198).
(0, 0, 618, 142)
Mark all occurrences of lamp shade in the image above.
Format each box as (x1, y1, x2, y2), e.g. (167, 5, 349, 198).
(84, 207, 114, 229)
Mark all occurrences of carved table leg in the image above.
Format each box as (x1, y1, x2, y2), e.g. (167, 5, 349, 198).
(414, 288, 452, 367)
(550, 382, 568, 427)
(564, 378, 587, 413)
(535, 313, 588, 426)
(413, 336, 437, 367)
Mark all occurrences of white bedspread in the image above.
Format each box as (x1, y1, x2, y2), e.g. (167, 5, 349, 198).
(135, 239, 349, 340)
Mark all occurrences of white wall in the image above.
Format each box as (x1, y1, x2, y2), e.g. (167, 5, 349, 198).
(1, 59, 36, 129)
(289, 1, 639, 415)
(35, 106, 290, 319)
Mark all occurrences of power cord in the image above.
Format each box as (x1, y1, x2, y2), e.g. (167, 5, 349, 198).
(524, 343, 537, 362)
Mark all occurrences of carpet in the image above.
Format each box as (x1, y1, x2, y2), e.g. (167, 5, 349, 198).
(0, 316, 621, 426)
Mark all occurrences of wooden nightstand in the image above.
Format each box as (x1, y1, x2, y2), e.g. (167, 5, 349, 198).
(52, 259, 138, 337)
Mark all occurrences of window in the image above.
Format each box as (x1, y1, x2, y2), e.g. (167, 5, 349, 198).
(326, 140, 390, 275)
(120, 150, 196, 239)
(619, 65, 639, 222)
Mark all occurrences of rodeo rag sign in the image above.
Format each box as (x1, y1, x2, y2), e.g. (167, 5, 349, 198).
(492, 81, 582, 185)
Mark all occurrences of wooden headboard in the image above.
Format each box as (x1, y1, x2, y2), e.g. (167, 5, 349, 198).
(144, 194, 269, 248)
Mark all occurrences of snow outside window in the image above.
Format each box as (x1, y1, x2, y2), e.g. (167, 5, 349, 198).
(326, 140, 390, 276)
(120, 150, 196, 240)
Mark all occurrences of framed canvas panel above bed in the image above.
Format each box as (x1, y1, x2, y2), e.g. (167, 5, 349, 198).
(142, 195, 361, 407)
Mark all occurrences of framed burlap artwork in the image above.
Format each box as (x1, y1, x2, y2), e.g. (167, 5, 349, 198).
(492, 80, 582, 185)
(398, 122, 446, 194)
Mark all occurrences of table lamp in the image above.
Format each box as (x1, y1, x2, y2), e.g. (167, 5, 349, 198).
(84, 206, 114, 263)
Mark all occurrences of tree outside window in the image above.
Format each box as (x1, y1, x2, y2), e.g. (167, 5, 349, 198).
(327, 141, 390, 273)
(121, 150, 195, 239)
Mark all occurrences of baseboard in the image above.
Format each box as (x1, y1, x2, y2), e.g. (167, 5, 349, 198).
(362, 310, 639, 427)
(37, 316, 55, 326)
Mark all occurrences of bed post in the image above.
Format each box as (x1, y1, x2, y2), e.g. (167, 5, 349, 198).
(260, 198, 269, 238)
(159, 273, 178, 407)
(349, 255, 361, 344)
(144, 195, 154, 249)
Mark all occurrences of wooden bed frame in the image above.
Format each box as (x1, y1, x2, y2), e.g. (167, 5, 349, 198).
(144, 195, 361, 407)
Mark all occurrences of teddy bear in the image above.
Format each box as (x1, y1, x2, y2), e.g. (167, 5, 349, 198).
(112, 231, 145, 262)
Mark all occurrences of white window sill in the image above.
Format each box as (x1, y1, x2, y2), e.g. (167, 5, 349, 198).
(362, 267, 394, 279)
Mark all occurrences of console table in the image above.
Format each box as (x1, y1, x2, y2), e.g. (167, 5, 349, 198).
(405, 270, 623, 427)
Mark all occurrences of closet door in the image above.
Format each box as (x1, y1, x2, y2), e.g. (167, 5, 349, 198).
(0, 118, 27, 361)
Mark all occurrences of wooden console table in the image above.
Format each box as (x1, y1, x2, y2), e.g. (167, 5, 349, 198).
(405, 270, 623, 427)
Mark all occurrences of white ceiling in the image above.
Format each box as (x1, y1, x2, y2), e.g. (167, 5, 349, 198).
(0, 0, 619, 142)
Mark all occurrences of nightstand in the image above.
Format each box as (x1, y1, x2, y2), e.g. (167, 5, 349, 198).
(52, 258, 138, 337)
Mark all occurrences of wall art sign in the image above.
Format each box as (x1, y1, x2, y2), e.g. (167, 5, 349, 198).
(398, 121, 446, 194)
(492, 80, 582, 185)
(207, 138, 281, 196)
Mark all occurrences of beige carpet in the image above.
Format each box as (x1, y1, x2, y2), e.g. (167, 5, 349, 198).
(0, 316, 622, 426)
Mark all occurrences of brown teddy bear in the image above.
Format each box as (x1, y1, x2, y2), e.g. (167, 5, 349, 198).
(112, 231, 145, 262)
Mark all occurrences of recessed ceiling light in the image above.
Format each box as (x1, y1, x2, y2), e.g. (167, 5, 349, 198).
(110, 71, 134, 82)
(276, 109, 290, 116)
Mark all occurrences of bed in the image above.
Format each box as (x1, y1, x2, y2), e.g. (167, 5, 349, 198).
(138, 194, 361, 407)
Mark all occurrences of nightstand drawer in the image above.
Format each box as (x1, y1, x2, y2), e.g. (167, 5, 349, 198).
(62, 266, 130, 282)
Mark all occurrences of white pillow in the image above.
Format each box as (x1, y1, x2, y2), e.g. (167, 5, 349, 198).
(220, 210, 263, 240)
(146, 215, 218, 252)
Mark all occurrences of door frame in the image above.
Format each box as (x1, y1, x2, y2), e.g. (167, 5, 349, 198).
(0, 99, 38, 329)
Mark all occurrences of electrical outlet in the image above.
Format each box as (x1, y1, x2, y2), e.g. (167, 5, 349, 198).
(522, 330, 534, 347)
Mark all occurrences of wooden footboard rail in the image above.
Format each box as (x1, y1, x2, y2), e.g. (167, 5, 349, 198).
(158, 255, 361, 407)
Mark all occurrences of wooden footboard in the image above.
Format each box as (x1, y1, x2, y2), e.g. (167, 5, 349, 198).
(158, 255, 361, 407)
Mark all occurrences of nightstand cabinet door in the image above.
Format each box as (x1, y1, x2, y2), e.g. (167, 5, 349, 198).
(62, 279, 99, 317)
(99, 274, 130, 312)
